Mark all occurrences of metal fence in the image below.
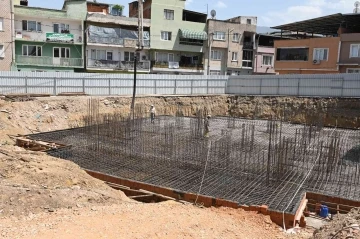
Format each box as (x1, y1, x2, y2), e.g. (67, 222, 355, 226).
(0, 72, 227, 96)
(227, 73, 360, 97)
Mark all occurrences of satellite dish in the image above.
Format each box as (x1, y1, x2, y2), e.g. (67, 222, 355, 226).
(354, 1, 360, 13)
(210, 9, 216, 19)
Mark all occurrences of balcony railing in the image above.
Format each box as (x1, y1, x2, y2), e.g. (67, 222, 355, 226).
(16, 55, 83, 67)
(242, 60, 253, 68)
(87, 59, 150, 71)
(15, 30, 82, 43)
(243, 42, 254, 49)
(153, 62, 204, 70)
(88, 36, 124, 46)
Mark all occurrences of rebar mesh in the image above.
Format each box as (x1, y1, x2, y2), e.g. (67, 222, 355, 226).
(28, 99, 360, 214)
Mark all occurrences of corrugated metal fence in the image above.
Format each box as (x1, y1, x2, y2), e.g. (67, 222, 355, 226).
(0, 72, 228, 96)
(226, 74, 360, 97)
(1, 72, 360, 97)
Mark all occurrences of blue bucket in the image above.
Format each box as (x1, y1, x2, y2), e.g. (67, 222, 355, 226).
(319, 205, 329, 218)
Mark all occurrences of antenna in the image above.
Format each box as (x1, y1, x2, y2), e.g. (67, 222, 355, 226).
(210, 9, 216, 19)
(354, 1, 360, 13)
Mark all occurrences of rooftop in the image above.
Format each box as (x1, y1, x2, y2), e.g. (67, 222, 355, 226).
(272, 13, 360, 35)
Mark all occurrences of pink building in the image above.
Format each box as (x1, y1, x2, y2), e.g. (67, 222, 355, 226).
(253, 34, 280, 75)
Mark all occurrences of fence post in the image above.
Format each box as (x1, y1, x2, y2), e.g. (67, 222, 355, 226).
(206, 77, 209, 94)
(259, 78, 263, 95)
(108, 78, 111, 95)
(297, 78, 300, 96)
(341, 76, 345, 97)
(277, 77, 280, 95)
(82, 78, 85, 93)
(25, 76, 28, 94)
(191, 79, 193, 95)
(174, 78, 177, 95)
(53, 77, 57, 96)
(154, 79, 157, 94)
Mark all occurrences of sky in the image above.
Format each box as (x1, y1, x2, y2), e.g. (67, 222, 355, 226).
(29, 0, 357, 27)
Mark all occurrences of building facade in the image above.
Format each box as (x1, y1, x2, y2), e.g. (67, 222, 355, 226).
(274, 37, 340, 74)
(338, 33, 360, 73)
(129, 0, 207, 75)
(13, 0, 86, 72)
(253, 34, 279, 75)
(85, 1, 151, 73)
(0, 0, 15, 71)
(205, 16, 257, 75)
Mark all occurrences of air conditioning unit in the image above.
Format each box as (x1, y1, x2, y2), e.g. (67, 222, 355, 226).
(313, 59, 320, 65)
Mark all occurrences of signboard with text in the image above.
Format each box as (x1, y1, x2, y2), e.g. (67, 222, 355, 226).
(46, 33, 74, 43)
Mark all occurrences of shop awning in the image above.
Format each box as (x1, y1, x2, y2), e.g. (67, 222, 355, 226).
(179, 29, 208, 40)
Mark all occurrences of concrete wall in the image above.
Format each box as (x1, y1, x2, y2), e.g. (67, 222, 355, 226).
(339, 33, 360, 73)
(129, 0, 152, 19)
(0, 0, 14, 71)
(274, 37, 340, 74)
(254, 46, 276, 74)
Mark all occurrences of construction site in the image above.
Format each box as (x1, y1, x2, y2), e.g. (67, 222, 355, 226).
(12, 98, 358, 229)
(0, 94, 359, 238)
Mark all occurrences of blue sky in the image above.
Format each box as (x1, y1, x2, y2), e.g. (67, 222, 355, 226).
(29, 0, 356, 26)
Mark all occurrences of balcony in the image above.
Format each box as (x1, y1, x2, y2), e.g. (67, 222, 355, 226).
(87, 59, 150, 72)
(16, 55, 83, 68)
(153, 62, 204, 70)
(15, 30, 83, 44)
(243, 42, 254, 49)
(87, 36, 124, 46)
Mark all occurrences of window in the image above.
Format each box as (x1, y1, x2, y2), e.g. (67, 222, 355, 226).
(155, 52, 173, 62)
(232, 33, 240, 42)
(164, 9, 174, 20)
(53, 47, 70, 58)
(124, 52, 139, 61)
(96, 50, 106, 60)
(211, 50, 222, 60)
(179, 38, 204, 46)
(91, 49, 96, 59)
(0, 45, 4, 58)
(350, 44, 360, 58)
(0, 18, 3, 31)
(247, 19, 252, 24)
(231, 52, 238, 61)
(313, 48, 328, 61)
(107, 51, 113, 61)
(210, 70, 221, 75)
(276, 48, 309, 61)
(22, 45, 42, 56)
(347, 68, 360, 73)
(213, 31, 225, 41)
(22, 20, 41, 31)
(242, 50, 253, 68)
(53, 23, 70, 33)
(262, 55, 273, 66)
(161, 31, 172, 41)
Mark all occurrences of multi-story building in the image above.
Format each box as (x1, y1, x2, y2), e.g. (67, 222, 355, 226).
(338, 32, 360, 73)
(129, 0, 208, 75)
(205, 16, 257, 75)
(0, 0, 15, 71)
(253, 34, 282, 75)
(13, 0, 86, 72)
(85, 1, 151, 73)
(272, 13, 360, 74)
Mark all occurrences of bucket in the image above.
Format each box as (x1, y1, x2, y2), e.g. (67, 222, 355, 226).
(319, 205, 329, 218)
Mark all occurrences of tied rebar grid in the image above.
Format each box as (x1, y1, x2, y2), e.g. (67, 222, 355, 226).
(28, 99, 360, 214)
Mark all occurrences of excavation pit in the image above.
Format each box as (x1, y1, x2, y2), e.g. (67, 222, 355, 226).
(23, 113, 360, 223)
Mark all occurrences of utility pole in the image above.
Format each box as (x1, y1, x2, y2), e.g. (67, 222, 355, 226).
(130, 0, 144, 119)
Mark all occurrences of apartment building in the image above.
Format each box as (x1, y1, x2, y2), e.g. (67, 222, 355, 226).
(338, 33, 360, 73)
(0, 0, 15, 71)
(13, 0, 86, 72)
(205, 16, 257, 75)
(129, 0, 207, 75)
(272, 13, 360, 74)
(253, 34, 281, 75)
(85, 1, 151, 73)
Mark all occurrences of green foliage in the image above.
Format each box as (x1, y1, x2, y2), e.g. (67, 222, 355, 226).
(112, 4, 124, 11)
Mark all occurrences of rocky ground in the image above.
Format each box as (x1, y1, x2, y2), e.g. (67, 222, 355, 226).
(2, 95, 356, 238)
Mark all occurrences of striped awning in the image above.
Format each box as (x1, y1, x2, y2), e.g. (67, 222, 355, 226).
(179, 29, 208, 40)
